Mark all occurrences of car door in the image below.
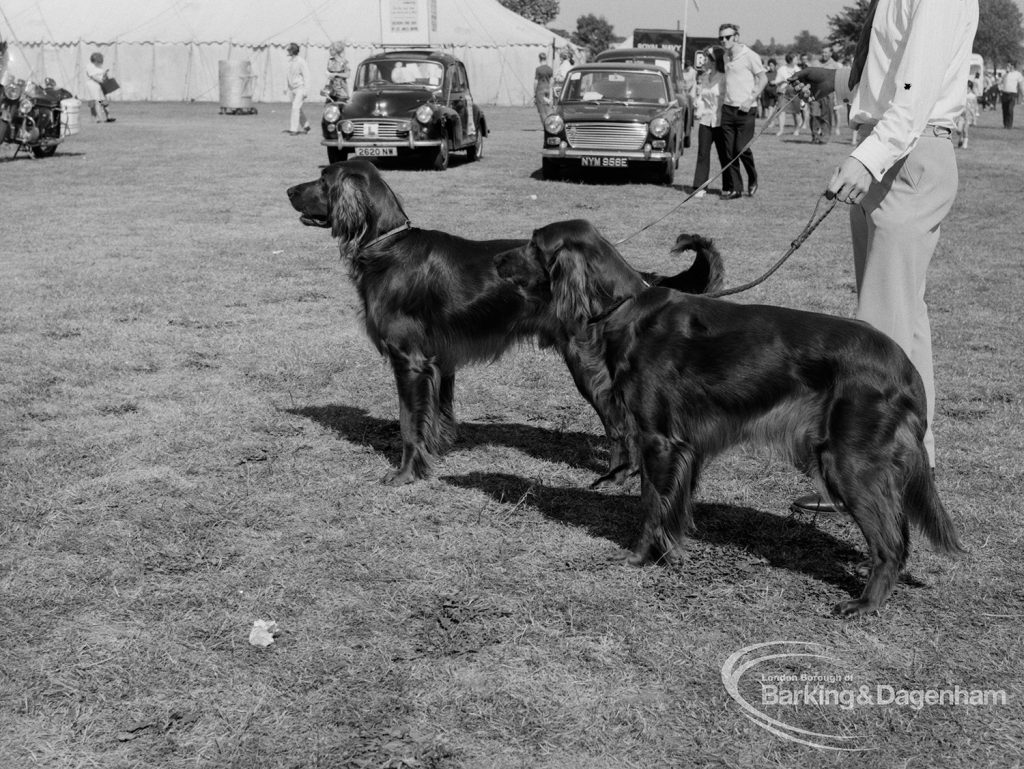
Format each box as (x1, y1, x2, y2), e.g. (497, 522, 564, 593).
(447, 62, 477, 146)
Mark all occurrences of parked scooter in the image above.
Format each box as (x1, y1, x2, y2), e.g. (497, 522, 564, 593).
(0, 77, 80, 158)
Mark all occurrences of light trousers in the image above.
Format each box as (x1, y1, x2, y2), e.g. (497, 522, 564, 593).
(289, 88, 309, 133)
(850, 131, 958, 465)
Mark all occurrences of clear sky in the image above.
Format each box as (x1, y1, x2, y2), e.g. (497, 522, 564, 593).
(553, 0, 1024, 46)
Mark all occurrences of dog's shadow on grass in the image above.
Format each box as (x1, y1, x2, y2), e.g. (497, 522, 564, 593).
(445, 471, 868, 596)
(289, 404, 607, 474)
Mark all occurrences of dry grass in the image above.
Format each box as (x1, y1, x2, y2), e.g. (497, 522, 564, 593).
(1, 101, 1022, 768)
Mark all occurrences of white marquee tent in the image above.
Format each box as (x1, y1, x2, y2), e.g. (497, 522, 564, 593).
(0, 0, 569, 105)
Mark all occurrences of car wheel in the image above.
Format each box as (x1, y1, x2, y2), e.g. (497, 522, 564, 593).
(327, 146, 348, 164)
(661, 159, 675, 186)
(432, 139, 450, 171)
(542, 158, 562, 181)
(31, 144, 58, 158)
(466, 131, 484, 161)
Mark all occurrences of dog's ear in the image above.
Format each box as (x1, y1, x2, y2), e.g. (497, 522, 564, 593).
(327, 168, 370, 256)
(536, 226, 590, 333)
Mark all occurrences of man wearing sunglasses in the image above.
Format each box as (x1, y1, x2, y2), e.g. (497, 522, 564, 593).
(717, 23, 767, 199)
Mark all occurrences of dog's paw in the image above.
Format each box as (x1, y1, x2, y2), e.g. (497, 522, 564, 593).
(590, 463, 636, 489)
(381, 467, 418, 486)
(832, 598, 880, 618)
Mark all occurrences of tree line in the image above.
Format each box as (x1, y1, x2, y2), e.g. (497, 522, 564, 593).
(499, 0, 1024, 65)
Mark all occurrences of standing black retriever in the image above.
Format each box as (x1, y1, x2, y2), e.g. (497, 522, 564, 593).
(286, 159, 723, 485)
(496, 220, 964, 616)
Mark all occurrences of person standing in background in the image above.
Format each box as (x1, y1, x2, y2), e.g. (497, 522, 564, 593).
(998, 62, 1024, 128)
(553, 49, 573, 96)
(790, 0, 979, 515)
(322, 40, 350, 102)
(690, 46, 728, 199)
(772, 53, 802, 135)
(285, 42, 311, 135)
(717, 22, 766, 198)
(534, 52, 553, 123)
(85, 52, 114, 123)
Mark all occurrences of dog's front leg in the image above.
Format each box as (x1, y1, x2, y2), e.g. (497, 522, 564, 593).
(383, 349, 440, 485)
(437, 370, 458, 452)
(629, 436, 698, 565)
(559, 340, 639, 484)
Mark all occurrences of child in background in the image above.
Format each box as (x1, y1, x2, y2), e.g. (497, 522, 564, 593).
(957, 79, 979, 148)
(322, 41, 350, 102)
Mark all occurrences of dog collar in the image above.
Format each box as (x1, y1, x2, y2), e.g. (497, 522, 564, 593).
(364, 221, 412, 249)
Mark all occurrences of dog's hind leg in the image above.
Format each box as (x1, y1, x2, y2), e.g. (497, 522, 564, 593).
(629, 435, 699, 566)
(383, 348, 442, 485)
(823, 461, 909, 617)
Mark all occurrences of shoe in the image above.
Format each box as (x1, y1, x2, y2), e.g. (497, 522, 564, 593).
(720, 190, 742, 200)
(790, 494, 845, 515)
(105, 117, 116, 123)
(693, 189, 706, 199)
(302, 124, 312, 133)
(776, 130, 783, 137)
(747, 183, 758, 197)
(283, 130, 301, 135)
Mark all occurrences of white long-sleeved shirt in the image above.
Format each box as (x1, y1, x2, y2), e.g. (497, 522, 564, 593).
(287, 56, 310, 91)
(832, 0, 979, 182)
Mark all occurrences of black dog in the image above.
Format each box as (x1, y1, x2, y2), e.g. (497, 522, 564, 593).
(496, 220, 964, 616)
(286, 160, 723, 484)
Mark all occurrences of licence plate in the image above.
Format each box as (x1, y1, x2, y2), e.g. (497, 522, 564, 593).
(354, 147, 398, 157)
(580, 156, 628, 168)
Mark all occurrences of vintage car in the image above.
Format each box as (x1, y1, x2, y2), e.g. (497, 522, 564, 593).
(542, 63, 683, 184)
(593, 47, 693, 148)
(320, 49, 486, 170)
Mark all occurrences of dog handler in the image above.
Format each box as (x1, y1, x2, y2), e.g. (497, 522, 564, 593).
(790, 0, 979, 515)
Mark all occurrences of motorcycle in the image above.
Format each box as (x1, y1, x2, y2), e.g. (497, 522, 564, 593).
(0, 77, 80, 158)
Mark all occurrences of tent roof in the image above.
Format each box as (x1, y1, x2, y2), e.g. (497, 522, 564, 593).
(1, 0, 566, 48)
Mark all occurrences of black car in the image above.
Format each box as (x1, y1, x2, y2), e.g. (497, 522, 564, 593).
(542, 63, 684, 184)
(320, 50, 486, 170)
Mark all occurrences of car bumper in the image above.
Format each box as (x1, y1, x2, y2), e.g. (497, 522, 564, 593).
(541, 147, 673, 169)
(321, 137, 443, 153)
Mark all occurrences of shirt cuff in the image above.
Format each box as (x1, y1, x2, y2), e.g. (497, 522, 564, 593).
(850, 134, 894, 182)
(833, 66, 852, 103)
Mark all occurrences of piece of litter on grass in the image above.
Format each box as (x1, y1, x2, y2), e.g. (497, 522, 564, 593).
(529, 194, 537, 200)
(272, 250, 284, 255)
(249, 619, 280, 647)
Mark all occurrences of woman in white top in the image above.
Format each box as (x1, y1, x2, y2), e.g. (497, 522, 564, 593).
(690, 46, 728, 198)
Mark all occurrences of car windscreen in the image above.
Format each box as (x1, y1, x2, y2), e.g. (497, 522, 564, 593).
(561, 70, 668, 104)
(354, 60, 444, 89)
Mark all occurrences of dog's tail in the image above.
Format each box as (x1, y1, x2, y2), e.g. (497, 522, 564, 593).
(645, 233, 725, 295)
(904, 442, 966, 557)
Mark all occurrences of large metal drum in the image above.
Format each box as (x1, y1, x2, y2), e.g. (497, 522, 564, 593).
(218, 59, 257, 114)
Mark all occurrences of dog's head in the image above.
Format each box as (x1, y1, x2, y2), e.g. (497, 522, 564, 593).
(286, 159, 409, 258)
(497, 219, 644, 335)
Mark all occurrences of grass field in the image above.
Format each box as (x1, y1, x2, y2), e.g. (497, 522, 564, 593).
(2, 100, 1022, 768)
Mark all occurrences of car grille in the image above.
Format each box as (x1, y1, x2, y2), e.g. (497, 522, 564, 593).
(349, 119, 407, 140)
(565, 122, 647, 150)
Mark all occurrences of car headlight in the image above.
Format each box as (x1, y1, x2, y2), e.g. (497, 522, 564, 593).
(543, 114, 564, 134)
(340, 120, 354, 135)
(323, 104, 342, 123)
(415, 104, 434, 124)
(4, 83, 23, 100)
(649, 117, 670, 138)
(20, 96, 34, 114)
